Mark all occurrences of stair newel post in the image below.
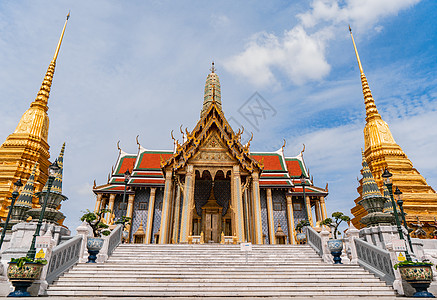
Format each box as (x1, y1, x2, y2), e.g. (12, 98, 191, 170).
(386, 243, 405, 296)
(346, 225, 359, 264)
(320, 228, 332, 263)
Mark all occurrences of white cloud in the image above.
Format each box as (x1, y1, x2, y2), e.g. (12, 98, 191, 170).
(225, 26, 331, 86)
(225, 0, 420, 87)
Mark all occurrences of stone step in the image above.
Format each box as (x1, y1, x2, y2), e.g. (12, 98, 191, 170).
(52, 277, 383, 283)
(52, 280, 387, 287)
(47, 244, 395, 297)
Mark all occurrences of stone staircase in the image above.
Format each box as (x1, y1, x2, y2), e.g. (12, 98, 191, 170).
(47, 244, 396, 297)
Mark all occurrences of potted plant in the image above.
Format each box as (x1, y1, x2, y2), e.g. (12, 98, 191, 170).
(80, 208, 111, 263)
(7, 257, 47, 297)
(394, 260, 435, 298)
(295, 220, 310, 244)
(321, 211, 350, 264)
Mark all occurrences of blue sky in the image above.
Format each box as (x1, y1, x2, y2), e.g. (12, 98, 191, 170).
(0, 0, 436, 232)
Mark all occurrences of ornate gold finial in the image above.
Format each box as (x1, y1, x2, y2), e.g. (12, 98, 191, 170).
(117, 141, 121, 153)
(349, 26, 363, 74)
(282, 139, 286, 150)
(349, 27, 381, 122)
(53, 12, 70, 61)
(29, 13, 70, 112)
(210, 61, 216, 73)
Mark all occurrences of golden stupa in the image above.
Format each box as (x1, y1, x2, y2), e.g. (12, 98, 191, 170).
(349, 27, 437, 235)
(0, 14, 69, 219)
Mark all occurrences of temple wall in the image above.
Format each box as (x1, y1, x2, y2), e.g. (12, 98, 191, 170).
(151, 188, 164, 243)
(272, 189, 289, 243)
(292, 196, 307, 228)
(130, 189, 150, 241)
(260, 189, 269, 244)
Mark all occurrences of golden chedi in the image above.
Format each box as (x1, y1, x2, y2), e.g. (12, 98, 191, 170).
(0, 14, 69, 219)
(349, 27, 437, 236)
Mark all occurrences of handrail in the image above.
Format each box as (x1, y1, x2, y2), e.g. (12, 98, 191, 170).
(355, 238, 395, 285)
(107, 224, 123, 256)
(306, 226, 322, 255)
(46, 235, 83, 284)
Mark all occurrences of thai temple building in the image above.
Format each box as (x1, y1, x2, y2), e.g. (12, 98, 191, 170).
(349, 28, 437, 234)
(0, 14, 70, 221)
(93, 64, 328, 244)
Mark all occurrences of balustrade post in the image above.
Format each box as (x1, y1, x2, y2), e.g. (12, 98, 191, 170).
(76, 221, 91, 263)
(347, 224, 359, 264)
(320, 228, 333, 263)
(385, 243, 405, 296)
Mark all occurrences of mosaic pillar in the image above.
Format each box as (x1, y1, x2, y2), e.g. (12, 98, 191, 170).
(126, 194, 135, 242)
(243, 187, 250, 242)
(252, 171, 263, 244)
(266, 188, 275, 244)
(159, 170, 173, 244)
(314, 198, 322, 224)
(320, 196, 327, 220)
(145, 187, 156, 244)
(106, 194, 116, 223)
(171, 183, 181, 244)
(179, 165, 194, 243)
(286, 192, 296, 244)
(233, 165, 245, 243)
(306, 196, 314, 227)
(94, 193, 103, 212)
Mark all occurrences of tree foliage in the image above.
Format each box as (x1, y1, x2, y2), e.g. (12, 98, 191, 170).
(320, 211, 350, 239)
(80, 208, 111, 237)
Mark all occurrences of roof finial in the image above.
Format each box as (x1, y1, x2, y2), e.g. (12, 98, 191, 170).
(349, 27, 381, 122)
(30, 13, 70, 112)
(349, 25, 364, 74)
(53, 12, 70, 61)
(210, 61, 216, 73)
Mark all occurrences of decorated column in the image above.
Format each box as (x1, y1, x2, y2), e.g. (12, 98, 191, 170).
(251, 171, 263, 244)
(286, 192, 296, 244)
(94, 193, 103, 212)
(314, 198, 321, 224)
(233, 165, 245, 242)
(305, 196, 314, 227)
(145, 187, 156, 244)
(171, 182, 181, 244)
(106, 194, 116, 223)
(126, 194, 135, 241)
(179, 165, 194, 243)
(266, 188, 275, 244)
(320, 196, 327, 220)
(159, 169, 173, 244)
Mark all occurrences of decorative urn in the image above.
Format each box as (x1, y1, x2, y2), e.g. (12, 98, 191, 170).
(398, 263, 435, 298)
(327, 239, 343, 264)
(7, 261, 45, 297)
(86, 237, 104, 263)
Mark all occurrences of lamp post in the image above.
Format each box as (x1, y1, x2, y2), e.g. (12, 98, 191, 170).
(121, 169, 131, 217)
(0, 179, 23, 249)
(27, 160, 60, 260)
(394, 187, 414, 254)
(300, 172, 310, 223)
(381, 168, 411, 261)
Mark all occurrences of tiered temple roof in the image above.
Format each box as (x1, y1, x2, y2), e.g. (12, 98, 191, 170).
(94, 144, 327, 196)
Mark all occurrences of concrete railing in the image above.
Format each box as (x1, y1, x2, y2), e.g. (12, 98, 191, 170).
(46, 235, 83, 284)
(96, 224, 123, 262)
(306, 226, 333, 263)
(354, 238, 396, 285)
(306, 226, 322, 255)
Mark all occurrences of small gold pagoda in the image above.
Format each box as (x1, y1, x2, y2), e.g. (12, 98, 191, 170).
(349, 27, 437, 234)
(0, 14, 69, 219)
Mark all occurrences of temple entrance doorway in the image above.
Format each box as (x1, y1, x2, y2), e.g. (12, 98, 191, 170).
(193, 169, 231, 243)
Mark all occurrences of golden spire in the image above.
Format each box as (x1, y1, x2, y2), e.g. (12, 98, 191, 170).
(30, 12, 70, 112)
(349, 26, 380, 122)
